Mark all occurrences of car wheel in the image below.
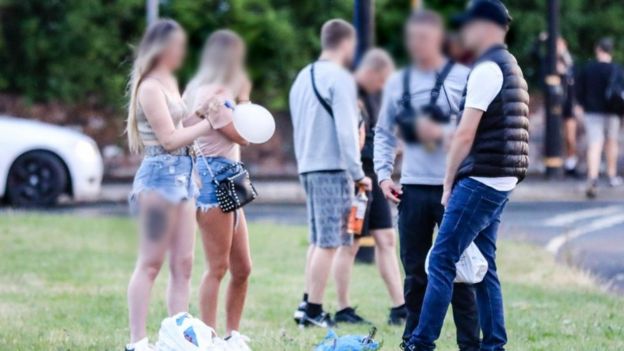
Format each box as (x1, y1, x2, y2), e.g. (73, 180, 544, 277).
(6, 151, 68, 207)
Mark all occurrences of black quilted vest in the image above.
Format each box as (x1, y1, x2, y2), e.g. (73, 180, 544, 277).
(457, 45, 530, 181)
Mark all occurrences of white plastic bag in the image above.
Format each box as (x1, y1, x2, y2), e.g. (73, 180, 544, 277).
(425, 242, 488, 284)
(156, 312, 222, 351)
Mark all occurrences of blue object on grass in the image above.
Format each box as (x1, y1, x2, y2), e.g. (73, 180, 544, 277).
(314, 329, 382, 351)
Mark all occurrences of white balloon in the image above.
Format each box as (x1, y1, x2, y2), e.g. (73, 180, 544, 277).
(232, 103, 276, 144)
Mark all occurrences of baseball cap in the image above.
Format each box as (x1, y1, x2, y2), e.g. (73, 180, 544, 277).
(453, 0, 512, 28)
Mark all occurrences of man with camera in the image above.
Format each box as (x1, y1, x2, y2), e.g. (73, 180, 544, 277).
(405, 1, 529, 350)
(373, 10, 479, 349)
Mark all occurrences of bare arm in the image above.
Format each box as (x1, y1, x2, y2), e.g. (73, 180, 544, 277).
(139, 81, 212, 152)
(185, 85, 249, 146)
(441, 107, 484, 205)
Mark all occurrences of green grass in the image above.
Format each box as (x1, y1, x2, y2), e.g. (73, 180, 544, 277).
(0, 213, 623, 351)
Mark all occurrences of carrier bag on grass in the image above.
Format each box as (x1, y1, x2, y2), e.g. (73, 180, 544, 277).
(156, 312, 222, 351)
(314, 328, 382, 351)
(425, 242, 488, 284)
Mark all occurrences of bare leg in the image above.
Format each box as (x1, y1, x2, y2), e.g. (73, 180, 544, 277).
(303, 245, 315, 297)
(564, 118, 577, 158)
(605, 137, 619, 178)
(198, 208, 235, 329)
(167, 200, 196, 315)
(307, 247, 337, 304)
(333, 242, 359, 310)
(371, 228, 405, 307)
(225, 211, 252, 334)
(587, 140, 604, 181)
(128, 193, 175, 342)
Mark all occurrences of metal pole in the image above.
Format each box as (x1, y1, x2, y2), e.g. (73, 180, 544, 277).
(353, 0, 375, 66)
(146, 0, 159, 26)
(544, 0, 563, 177)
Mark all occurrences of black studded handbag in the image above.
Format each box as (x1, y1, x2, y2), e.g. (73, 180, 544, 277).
(195, 143, 258, 213)
(212, 162, 257, 212)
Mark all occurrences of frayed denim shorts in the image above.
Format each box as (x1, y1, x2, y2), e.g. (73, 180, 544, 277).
(195, 156, 242, 211)
(129, 154, 198, 214)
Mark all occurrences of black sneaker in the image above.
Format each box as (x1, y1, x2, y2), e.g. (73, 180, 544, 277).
(388, 304, 408, 325)
(300, 311, 336, 328)
(293, 300, 307, 325)
(334, 307, 372, 325)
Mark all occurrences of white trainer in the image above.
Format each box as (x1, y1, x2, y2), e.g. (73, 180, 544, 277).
(226, 331, 252, 351)
(212, 336, 233, 351)
(125, 337, 154, 351)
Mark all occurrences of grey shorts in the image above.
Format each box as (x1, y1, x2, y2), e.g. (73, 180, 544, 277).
(585, 113, 621, 144)
(300, 171, 354, 248)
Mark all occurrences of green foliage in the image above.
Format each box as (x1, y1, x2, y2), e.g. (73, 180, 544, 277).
(2, 0, 624, 112)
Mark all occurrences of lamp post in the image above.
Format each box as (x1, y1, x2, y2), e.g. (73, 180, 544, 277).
(543, 0, 564, 177)
(353, 0, 375, 65)
(146, 0, 159, 26)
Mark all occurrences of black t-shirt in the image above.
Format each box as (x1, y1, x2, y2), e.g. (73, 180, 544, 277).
(358, 86, 381, 162)
(577, 60, 618, 113)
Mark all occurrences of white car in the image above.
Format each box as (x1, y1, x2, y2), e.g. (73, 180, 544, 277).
(0, 116, 103, 206)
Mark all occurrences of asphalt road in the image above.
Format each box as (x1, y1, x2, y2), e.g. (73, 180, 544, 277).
(4, 199, 624, 294)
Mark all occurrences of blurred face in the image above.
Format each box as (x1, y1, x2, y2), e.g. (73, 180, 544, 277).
(460, 21, 483, 52)
(160, 30, 187, 71)
(406, 23, 444, 63)
(364, 66, 393, 93)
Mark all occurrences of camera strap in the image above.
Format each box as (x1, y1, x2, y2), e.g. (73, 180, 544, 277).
(310, 62, 334, 119)
(400, 60, 454, 113)
(429, 60, 455, 106)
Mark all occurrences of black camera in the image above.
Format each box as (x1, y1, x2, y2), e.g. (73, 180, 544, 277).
(395, 61, 456, 144)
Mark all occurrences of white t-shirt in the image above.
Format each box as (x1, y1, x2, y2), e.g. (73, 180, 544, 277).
(464, 61, 518, 192)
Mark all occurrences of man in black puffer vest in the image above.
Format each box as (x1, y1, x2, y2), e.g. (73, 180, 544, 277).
(406, 1, 528, 351)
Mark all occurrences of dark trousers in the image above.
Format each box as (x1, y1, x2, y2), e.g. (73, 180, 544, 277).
(409, 179, 510, 351)
(398, 184, 481, 350)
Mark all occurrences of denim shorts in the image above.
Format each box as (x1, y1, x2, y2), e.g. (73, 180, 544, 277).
(195, 156, 243, 211)
(129, 154, 197, 213)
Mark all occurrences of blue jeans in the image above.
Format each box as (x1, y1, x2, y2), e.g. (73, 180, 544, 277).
(408, 178, 510, 351)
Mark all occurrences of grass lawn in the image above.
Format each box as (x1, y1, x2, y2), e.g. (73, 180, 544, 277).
(0, 213, 623, 351)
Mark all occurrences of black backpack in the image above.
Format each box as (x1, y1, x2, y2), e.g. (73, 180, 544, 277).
(605, 64, 624, 115)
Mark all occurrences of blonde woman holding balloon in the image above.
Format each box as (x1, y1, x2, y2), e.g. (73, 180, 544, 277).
(183, 29, 256, 351)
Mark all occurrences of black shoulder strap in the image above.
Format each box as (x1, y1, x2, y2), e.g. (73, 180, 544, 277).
(429, 60, 455, 105)
(310, 63, 334, 119)
(400, 68, 413, 112)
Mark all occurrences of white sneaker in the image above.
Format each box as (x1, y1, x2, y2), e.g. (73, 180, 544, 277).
(212, 336, 233, 351)
(125, 337, 154, 351)
(609, 176, 623, 187)
(226, 331, 252, 351)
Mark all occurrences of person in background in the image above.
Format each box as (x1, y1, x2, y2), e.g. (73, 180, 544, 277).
(124, 19, 226, 351)
(405, 1, 529, 350)
(331, 48, 407, 326)
(289, 19, 372, 328)
(577, 37, 623, 198)
(373, 11, 479, 349)
(183, 30, 254, 350)
(558, 37, 579, 177)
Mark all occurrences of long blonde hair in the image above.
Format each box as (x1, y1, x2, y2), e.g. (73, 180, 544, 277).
(126, 19, 182, 154)
(184, 30, 245, 110)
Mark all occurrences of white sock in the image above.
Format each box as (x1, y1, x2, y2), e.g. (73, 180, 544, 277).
(564, 156, 578, 170)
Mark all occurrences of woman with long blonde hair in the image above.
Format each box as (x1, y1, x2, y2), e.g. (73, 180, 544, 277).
(124, 19, 228, 351)
(183, 29, 253, 350)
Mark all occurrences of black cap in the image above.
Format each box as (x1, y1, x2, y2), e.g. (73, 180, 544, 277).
(453, 0, 512, 28)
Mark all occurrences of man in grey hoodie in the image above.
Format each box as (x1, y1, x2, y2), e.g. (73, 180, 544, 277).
(374, 11, 480, 349)
(289, 18, 372, 327)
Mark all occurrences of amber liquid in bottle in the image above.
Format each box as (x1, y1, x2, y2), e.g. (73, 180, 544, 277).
(347, 185, 368, 235)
